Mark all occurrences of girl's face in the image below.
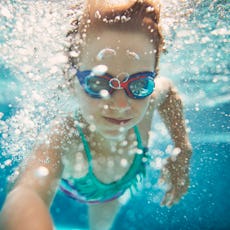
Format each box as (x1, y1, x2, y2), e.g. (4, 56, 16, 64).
(75, 28, 156, 139)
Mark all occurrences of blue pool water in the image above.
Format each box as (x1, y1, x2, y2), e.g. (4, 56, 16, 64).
(0, 0, 229, 229)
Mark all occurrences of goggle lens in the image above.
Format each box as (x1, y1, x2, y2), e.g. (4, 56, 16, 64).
(129, 77, 154, 98)
(86, 76, 110, 93)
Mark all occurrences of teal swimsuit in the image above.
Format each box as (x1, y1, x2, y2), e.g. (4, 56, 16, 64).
(60, 125, 149, 204)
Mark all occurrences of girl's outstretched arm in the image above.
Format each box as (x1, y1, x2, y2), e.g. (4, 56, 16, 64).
(0, 186, 54, 230)
(156, 78, 192, 207)
(0, 119, 69, 230)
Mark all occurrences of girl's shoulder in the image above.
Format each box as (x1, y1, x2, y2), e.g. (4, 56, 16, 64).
(46, 113, 81, 151)
(48, 114, 75, 137)
(151, 76, 175, 106)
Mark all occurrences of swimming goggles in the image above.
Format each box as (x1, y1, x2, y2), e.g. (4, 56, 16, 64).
(76, 70, 156, 99)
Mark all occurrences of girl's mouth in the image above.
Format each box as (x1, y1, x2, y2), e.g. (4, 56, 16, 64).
(103, 116, 132, 125)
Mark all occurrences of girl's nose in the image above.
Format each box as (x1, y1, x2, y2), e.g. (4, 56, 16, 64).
(109, 89, 131, 111)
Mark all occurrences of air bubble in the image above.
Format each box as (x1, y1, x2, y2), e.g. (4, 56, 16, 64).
(100, 90, 110, 99)
(1, 6, 13, 19)
(69, 51, 79, 58)
(114, 16, 120, 22)
(171, 147, 181, 157)
(89, 124, 96, 132)
(119, 127, 125, 132)
(121, 15, 130, 23)
(146, 6, 154, 13)
(95, 10, 101, 19)
(121, 140, 128, 146)
(136, 148, 143, 155)
(92, 65, 108, 76)
(15, 129, 21, 136)
(4, 159, 12, 166)
(2, 133, 8, 139)
(212, 78, 218, 83)
(120, 158, 128, 167)
(35, 166, 49, 177)
(150, 157, 165, 170)
(103, 104, 109, 110)
(102, 18, 108, 23)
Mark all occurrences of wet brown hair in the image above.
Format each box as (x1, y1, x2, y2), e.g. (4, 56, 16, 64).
(66, 0, 164, 76)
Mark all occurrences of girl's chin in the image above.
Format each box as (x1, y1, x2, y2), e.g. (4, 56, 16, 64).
(98, 128, 129, 140)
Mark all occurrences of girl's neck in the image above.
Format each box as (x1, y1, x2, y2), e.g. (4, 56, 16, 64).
(76, 113, 136, 152)
(90, 129, 137, 158)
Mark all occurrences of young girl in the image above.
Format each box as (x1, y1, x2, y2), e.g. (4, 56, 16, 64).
(0, 0, 192, 229)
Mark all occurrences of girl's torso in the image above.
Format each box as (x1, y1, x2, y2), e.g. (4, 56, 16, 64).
(59, 85, 166, 202)
(61, 116, 151, 185)
(60, 77, 168, 184)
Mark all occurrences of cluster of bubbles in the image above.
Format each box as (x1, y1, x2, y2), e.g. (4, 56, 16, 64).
(160, 0, 229, 107)
(0, 0, 83, 167)
(0, 0, 228, 186)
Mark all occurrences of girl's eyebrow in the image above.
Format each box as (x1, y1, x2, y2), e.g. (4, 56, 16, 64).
(126, 50, 140, 60)
(96, 48, 141, 61)
(96, 48, 117, 60)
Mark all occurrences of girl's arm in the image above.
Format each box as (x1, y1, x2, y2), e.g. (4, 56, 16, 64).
(156, 78, 192, 150)
(0, 186, 55, 230)
(155, 78, 192, 207)
(0, 119, 70, 230)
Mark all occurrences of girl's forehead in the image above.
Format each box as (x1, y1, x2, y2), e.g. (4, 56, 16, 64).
(82, 29, 155, 60)
(78, 29, 156, 72)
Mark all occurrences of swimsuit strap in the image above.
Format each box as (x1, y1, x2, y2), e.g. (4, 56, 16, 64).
(76, 124, 93, 169)
(133, 126, 144, 149)
(134, 126, 149, 155)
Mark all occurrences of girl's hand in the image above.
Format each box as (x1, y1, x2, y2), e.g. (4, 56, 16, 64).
(159, 148, 192, 208)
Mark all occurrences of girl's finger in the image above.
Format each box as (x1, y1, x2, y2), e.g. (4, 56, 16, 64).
(161, 187, 175, 207)
(165, 189, 177, 207)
